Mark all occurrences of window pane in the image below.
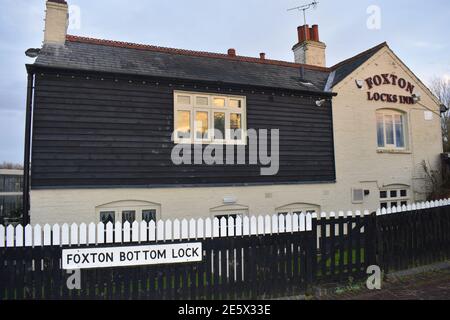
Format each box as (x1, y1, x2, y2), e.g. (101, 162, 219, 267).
(177, 95, 191, 105)
(100, 211, 115, 224)
(214, 112, 225, 140)
(213, 98, 225, 107)
(176, 110, 191, 139)
(376, 114, 385, 147)
(381, 202, 388, 209)
(122, 211, 136, 224)
(196, 97, 208, 106)
(401, 201, 408, 207)
(390, 202, 398, 208)
(380, 191, 387, 199)
(400, 190, 407, 197)
(195, 111, 209, 140)
(142, 210, 157, 223)
(230, 113, 242, 140)
(229, 99, 241, 108)
(390, 190, 398, 198)
(385, 115, 394, 145)
(395, 115, 405, 148)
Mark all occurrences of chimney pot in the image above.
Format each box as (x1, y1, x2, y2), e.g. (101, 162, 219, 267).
(260, 52, 266, 60)
(227, 48, 236, 57)
(312, 25, 320, 41)
(297, 24, 311, 43)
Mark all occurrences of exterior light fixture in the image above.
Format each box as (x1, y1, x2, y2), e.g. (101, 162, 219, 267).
(355, 79, 364, 89)
(25, 48, 41, 58)
(316, 99, 327, 107)
(440, 104, 449, 114)
(412, 93, 421, 103)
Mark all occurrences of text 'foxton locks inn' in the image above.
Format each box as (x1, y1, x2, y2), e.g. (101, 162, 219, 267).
(23, 0, 445, 225)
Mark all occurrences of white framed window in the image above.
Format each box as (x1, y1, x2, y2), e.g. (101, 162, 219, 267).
(96, 200, 161, 223)
(376, 110, 408, 150)
(380, 187, 409, 209)
(174, 91, 247, 145)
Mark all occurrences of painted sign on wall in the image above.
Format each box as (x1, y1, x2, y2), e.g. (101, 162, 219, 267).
(62, 242, 202, 270)
(364, 74, 416, 105)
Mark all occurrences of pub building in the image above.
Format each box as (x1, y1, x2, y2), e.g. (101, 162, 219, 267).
(24, 0, 445, 225)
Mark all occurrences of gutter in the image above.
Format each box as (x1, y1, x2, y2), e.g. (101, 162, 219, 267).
(23, 64, 35, 225)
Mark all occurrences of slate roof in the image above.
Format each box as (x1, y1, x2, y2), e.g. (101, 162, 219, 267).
(33, 35, 387, 93)
(330, 42, 388, 87)
(34, 36, 331, 94)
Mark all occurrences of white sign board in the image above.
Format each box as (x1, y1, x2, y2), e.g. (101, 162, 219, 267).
(62, 242, 202, 270)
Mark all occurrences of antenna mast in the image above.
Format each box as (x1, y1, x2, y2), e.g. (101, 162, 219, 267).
(288, 1, 319, 41)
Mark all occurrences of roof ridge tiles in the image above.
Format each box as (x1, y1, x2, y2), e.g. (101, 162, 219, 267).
(65, 34, 331, 72)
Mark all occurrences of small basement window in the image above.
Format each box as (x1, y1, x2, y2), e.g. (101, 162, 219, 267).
(380, 187, 409, 209)
(174, 91, 247, 145)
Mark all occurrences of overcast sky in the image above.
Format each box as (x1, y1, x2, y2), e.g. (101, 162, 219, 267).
(0, 0, 449, 164)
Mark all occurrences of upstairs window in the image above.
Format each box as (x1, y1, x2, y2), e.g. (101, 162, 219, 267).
(174, 91, 247, 144)
(376, 110, 407, 150)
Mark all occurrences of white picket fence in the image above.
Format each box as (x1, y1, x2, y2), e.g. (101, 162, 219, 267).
(0, 199, 449, 249)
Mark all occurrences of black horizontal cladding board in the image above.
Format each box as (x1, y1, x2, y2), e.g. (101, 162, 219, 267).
(31, 69, 336, 188)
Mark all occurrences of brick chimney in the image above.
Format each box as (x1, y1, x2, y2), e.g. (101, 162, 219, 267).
(43, 0, 69, 45)
(292, 24, 326, 67)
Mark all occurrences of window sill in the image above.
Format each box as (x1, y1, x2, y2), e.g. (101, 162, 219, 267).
(377, 149, 411, 154)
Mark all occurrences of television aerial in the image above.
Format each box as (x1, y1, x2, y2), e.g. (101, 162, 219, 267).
(287, 1, 319, 26)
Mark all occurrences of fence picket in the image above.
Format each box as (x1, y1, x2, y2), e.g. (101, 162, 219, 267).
(106, 222, 114, 243)
(228, 216, 235, 237)
(79, 223, 87, 245)
(164, 220, 171, 241)
(292, 213, 299, 232)
(43, 224, 51, 246)
(286, 214, 293, 233)
(235, 216, 242, 237)
(181, 219, 189, 239)
(205, 218, 212, 238)
(71, 223, 79, 245)
(265, 215, 272, 234)
(243, 216, 250, 236)
(250, 216, 257, 235)
(278, 215, 285, 234)
(148, 220, 156, 242)
(271, 215, 278, 234)
(88, 223, 96, 244)
(190, 219, 197, 239)
(97, 223, 105, 244)
(15, 224, 24, 247)
(197, 218, 205, 239)
(0, 225, 4, 247)
(123, 222, 130, 243)
(173, 219, 180, 240)
(114, 222, 122, 243)
(132, 221, 139, 242)
(257, 216, 264, 235)
(24, 225, 32, 247)
(306, 213, 312, 231)
(34, 224, 42, 247)
(6, 225, 14, 247)
(299, 213, 306, 231)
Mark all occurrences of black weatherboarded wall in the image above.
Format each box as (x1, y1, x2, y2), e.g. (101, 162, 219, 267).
(31, 69, 335, 189)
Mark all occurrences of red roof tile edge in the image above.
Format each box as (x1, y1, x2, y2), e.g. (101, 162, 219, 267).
(66, 35, 331, 72)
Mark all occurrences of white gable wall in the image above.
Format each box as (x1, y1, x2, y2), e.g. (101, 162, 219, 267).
(331, 46, 443, 209)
